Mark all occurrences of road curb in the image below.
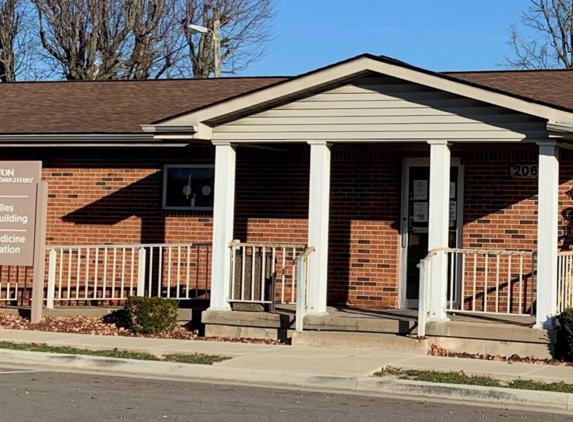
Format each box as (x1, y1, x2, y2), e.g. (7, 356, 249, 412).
(0, 349, 571, 410)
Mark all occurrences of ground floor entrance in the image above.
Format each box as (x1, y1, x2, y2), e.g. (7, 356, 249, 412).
(400, 159, 464, 309)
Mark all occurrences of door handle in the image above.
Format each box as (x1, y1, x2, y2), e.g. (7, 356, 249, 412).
(401, 218, 408, 248)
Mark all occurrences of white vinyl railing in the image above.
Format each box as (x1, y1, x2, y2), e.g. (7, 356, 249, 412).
(45, 242, 211, 308)
(558, 251, 573, 314)
(445, 248, 535, 315)
(228, 241, 307, 305)
(0, 266, 31, 304)
(417, 248, 439, 339)
(295, 247, 315, 332)
(418, 247, 535, 338)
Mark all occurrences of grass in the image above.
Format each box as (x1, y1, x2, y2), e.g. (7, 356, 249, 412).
(0, 341, 229, 365)
(373, 366, 573, 394)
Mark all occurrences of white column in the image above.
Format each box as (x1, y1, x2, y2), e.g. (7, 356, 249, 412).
(307, 141, 331, 315)
(209, 142, 236, 311)
(536, 141, 559, 329)
(427, 140, 451, 322)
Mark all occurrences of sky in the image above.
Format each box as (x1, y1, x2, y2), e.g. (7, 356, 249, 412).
(241, 0, 529, 76)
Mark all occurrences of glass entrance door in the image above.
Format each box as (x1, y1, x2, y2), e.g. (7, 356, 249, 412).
(401, 161, 462, 308)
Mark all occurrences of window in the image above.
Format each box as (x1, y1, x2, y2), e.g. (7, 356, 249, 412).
(162, 165, 215, 211)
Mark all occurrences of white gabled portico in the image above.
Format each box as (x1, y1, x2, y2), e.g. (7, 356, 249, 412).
(146, 53, 573, 332)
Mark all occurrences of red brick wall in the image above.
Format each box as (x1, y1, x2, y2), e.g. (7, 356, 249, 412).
(329, 149, 401, 308)
(235, 146, 309, 243)
(2, 144, 572, 310)
(457, 148, 538, 313)
(0, 147, 216, 245)
(460, 149, 538, 251)
(0, 147, 217, 304)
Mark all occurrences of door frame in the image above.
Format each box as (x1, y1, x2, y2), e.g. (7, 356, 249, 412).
(398, 157, 464, 309)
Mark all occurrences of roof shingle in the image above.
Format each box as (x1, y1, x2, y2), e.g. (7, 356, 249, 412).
(447, 69, 573, 112)
(0, 77, 286, 134)
(1, 66, 573, 135)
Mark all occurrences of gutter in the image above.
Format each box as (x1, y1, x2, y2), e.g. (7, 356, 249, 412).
(0, 132, 197, 147)
(141, 124, 213, 141)
(548, 121, 573, 134)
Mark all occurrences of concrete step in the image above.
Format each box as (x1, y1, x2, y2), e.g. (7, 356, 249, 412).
(291, 331, 427, 353)
(304, 313, 416, 334)
(291, 329, 555, 360)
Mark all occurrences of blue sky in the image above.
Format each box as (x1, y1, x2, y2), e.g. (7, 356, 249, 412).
(242, 0, 528, 76)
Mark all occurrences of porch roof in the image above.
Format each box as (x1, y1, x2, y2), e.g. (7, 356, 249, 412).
(146, 54, 573, 138)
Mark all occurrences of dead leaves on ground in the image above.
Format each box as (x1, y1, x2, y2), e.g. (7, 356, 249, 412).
(428, 344, 571, 366)
(0, 311, 283, 345)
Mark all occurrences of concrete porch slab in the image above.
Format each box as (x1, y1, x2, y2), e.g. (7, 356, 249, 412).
(426, 320, 555, 344)
(202, 305, 557, 359)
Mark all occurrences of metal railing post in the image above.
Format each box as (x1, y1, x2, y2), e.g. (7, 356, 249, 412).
(137, 247, 146, 297)
(46, 249, 57, 309)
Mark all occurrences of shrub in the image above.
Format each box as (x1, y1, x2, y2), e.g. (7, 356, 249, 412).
(558, 308, 573, 361)
(124, 297, 178, 334)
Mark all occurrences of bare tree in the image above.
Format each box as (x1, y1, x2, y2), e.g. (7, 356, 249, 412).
(32, 0, 179, 80)
(179, 0, 275, 77)
(5, 0, 274, 80)
(505, 0, 573, 69)
(0, 0, 22, 81)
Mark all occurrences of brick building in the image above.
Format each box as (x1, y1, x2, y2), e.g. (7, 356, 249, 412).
(3, 54, 573, 347)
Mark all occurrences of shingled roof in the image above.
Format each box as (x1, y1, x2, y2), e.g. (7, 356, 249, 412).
(0, 67, 572, 135)
(446, 69, 573, 112)
(0, 77, 287, 134)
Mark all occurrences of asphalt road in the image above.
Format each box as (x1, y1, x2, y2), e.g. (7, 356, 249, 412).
(0, 366, 570, 422)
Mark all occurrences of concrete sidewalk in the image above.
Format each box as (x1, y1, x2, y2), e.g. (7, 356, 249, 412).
(3, 329, 573, 411)
(0, 329, 572, 383)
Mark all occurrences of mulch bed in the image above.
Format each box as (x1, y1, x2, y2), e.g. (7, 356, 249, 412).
(0, 311, 284, 345)
(427, 344, 573, 367)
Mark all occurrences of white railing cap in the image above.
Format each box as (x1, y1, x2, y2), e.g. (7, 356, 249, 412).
(228, 241, 308, 248)
(46, 242, 209, 250)
(420, 246, 534, 263)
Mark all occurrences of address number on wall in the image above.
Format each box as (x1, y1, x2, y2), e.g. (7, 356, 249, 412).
(511, 164, 538, 178)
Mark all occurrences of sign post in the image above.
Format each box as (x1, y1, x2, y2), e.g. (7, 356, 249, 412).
(0, 161, 46, 323)
(31, 181, 48, 323)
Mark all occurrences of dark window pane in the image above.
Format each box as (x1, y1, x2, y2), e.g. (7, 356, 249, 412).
(164, 167, 214, 209)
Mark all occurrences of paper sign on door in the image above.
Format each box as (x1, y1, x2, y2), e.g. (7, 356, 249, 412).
(413, 180, 428, 200)
(413, 202, 428, 222)
(449, 201, 457, 227)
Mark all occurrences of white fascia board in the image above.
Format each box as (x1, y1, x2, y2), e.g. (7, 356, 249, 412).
(0, 133, 154, 142)
(0, 132, 202, 146)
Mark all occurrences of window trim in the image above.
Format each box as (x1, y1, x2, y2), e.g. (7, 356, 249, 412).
(162, 164, 215, 211)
